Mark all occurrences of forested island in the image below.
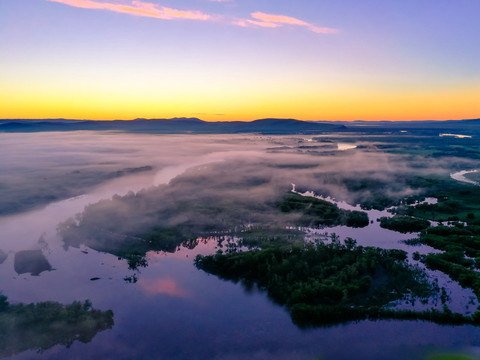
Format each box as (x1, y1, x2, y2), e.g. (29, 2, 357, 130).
(195, 240, 479, 326)
(0, 296, 114, 358)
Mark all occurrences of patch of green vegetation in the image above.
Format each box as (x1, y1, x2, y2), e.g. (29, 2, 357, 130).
(406, 178, 480, 224)
(422, 253, 480, 297)
(378, 215, 430, 233)
(416, 225, 480, 299)
(237, 227, 305, 249)
(279, 193, 369, 228)
(421, 225, 480, 258)
(195, 241, 474, 327)
(405, 181, 480, 303)
(0, 296, 114, 358)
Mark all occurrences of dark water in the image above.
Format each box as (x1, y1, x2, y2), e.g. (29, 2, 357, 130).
(1, 132, 480, 360)
(3, 237, 480, 360)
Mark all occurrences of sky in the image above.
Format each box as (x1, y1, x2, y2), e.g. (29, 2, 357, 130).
(0, 0, 479, 121)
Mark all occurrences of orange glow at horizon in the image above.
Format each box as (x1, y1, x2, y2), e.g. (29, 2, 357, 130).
(1, 83, 478, 121)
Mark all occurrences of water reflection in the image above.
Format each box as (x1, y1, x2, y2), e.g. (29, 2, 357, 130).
(337, 143, 358, 151)
(139, 277, 190, 297)
(14, 250, 52, 276)
(0, 250, 7, 265)
(439, 134, 473, 139)
(450, 170, 480, 186)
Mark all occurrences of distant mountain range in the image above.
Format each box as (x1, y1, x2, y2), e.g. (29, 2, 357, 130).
(0, 118, 345, 134)
(0, 117, 479, 135)
(315, 118, 480, 128)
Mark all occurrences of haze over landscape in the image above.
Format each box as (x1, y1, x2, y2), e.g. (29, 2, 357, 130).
(1, 1, 480, 360)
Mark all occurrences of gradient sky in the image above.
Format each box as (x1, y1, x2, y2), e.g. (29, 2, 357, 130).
(1, 0, 479, 121)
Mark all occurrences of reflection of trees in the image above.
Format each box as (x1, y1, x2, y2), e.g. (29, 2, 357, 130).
(14, 250, 52, 276)
(0, 250, 6, 265)
(181, 238, 200, 250)
(0, 296, 114, 358)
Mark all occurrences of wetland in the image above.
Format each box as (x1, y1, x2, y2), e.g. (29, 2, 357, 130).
(1, 127, 480, 359)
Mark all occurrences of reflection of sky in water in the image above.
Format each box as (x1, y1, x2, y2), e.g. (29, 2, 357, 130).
(337, 143, 358, 151)
(292, 183, 432, 252)
(439, 133, 473, 139)
(4, 235, 480, 360)
(2, 133, 480, 360)
(451, 170, 480, 186)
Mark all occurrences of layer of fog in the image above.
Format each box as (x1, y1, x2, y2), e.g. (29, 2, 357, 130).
(2, 131, 478, 256)
(0, 132, 270, 215)
(49, 133, 478, 260)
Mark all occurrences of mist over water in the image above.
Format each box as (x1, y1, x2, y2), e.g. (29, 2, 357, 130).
(1, 131, 480, 360)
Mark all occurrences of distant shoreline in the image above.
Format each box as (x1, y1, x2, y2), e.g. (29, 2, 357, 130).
(1, 117, 479, 135)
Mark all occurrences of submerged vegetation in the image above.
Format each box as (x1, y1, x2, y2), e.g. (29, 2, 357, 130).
(376, 175, 480, 323)
(418, 224, 480, 299)
(195, 241, 476, 327)
(396, 178, 480, 302)
(0, 296, 114, 358)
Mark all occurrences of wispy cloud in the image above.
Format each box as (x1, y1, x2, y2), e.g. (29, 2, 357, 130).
(239, 11, 338, 34)
(46, 1, 337, 34)
(235, 18, 278, 29)
(47, 0, 211, 20)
